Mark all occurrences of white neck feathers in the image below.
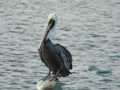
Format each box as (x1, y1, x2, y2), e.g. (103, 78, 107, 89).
(46, 28, 54, 40)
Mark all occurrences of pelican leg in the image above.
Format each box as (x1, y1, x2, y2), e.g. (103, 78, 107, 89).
(43, 70, 51, 80)
(49, 69, 60, 81)
(50, 63, 65, 81)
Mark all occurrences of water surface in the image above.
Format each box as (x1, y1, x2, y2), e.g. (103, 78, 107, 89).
(0, 0, 120, 90)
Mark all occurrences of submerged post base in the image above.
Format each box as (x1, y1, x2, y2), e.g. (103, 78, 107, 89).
(36, 76, 62, 90)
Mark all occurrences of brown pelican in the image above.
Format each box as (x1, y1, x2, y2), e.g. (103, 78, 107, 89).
(38, 13, 72, 79)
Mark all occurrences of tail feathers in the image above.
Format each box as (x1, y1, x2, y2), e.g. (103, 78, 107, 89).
(59, 69, 71, 77)
(70, 64, 72, 69)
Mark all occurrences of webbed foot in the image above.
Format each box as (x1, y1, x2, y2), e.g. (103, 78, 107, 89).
(49, 75, 58, 82)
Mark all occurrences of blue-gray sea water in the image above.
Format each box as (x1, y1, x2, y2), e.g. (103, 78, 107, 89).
(0, 0, 120, 90)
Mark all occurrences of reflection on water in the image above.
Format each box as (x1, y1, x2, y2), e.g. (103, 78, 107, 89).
(0, 0, 120, 90)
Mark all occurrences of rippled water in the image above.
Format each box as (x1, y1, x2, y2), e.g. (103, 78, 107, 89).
(0, 0, 120, 90)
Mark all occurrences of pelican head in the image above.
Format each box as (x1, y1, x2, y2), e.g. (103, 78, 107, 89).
(45, 13, 58, 40)
(47, 13, 58, 30)
(48, 13, 58, 23)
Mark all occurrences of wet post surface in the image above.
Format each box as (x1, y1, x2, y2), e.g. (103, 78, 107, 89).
(36, 76, 63, 90)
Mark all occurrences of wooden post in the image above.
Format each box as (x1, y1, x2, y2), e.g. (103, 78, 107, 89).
(36, 77, 63, 90)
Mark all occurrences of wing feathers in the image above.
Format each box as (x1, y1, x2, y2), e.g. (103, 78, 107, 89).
(55, 44, 72, 70)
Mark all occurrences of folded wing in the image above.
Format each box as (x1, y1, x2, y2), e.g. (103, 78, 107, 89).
(54, 44, 72, 70)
